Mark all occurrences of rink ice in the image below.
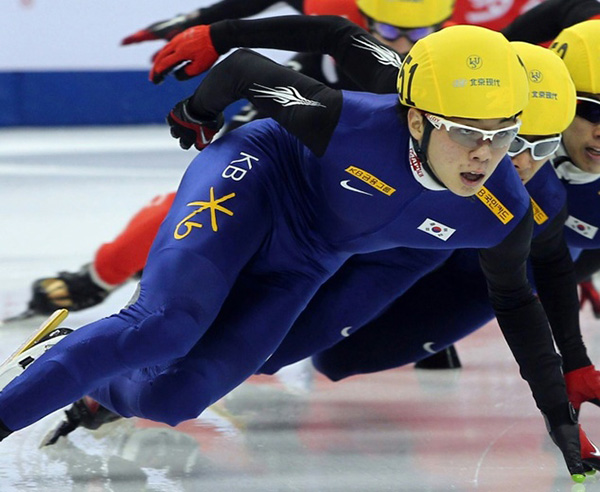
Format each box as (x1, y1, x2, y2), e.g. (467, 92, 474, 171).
(0, 126, 599, 492)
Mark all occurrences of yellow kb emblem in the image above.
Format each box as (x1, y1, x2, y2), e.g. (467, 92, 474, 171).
(174, 187, 236, 239)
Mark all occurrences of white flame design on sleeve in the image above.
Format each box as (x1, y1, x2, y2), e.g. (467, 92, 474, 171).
(249, 84, 326, 108)
(351, 36, 402, 69)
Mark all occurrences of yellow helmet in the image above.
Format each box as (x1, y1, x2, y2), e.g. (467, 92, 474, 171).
(511, 42, 576, 135)
(550, 20, 600, 94)
(356, 0, 454, 28)
(397, 25, 529, 119)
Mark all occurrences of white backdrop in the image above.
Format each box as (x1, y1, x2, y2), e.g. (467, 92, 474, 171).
(1, 0, 297, 70)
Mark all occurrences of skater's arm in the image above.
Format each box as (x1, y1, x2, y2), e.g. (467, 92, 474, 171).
(477, 209, 590, 478)
(222, 51, 356, 133)
(477, 209, 569, 413)
(185, 48, 343, 156)
(210, 15, 399, 93)
(152, 15, 399, 93)
(122, 0, 304, 45)
(529, 206, 591, 372)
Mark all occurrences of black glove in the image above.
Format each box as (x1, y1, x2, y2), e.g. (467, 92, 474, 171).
(121, 10, 203, 45)
(579, 425, 600, 471)
(167, 98, 224, 151)
(544, 402, 592, 481)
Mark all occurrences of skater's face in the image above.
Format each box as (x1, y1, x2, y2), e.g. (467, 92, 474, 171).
(508, 134, 562, 184)
(407, 108, 520, 197)
(562, 94, 600, 174)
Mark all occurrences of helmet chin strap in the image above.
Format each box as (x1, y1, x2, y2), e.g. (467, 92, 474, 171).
(411, 121, 446, 189)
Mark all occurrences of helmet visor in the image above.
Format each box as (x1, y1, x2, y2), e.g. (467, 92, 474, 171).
(425, 114, 521, 149)
(576, 97, 600, 124)
(372, 22, 437, 42)
(507, 135, 562, 160)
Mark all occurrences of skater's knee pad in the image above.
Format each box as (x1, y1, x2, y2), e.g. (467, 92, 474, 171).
(117, 300, 208, 367)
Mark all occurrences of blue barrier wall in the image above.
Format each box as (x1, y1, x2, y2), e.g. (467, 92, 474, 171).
(0, 71, 245, 126)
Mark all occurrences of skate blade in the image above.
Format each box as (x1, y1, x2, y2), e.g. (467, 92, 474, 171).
(2, 309, 69, 365)
(40, 419, 76, 448)
(0, 309, 70, 393)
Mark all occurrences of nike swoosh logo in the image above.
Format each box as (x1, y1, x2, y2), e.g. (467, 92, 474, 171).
(590, 440, 600, 457)
(340, 180, 373, 196)
(200, 127, 212, 145)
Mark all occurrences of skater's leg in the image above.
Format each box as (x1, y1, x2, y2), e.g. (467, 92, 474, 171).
(313, 250, 493, 380)
(90, 269, 330, 426)
(94, 192, 176, 285)
(260, 248, 452, 374)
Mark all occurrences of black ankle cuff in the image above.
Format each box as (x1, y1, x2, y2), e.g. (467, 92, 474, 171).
(0, 419, 12, 441)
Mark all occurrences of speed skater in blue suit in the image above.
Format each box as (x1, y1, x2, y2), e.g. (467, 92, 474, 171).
(0, 23, 595, 478)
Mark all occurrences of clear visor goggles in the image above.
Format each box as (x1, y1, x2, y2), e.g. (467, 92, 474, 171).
(507, 135, 562, 160)
(424, 113, 521, 149)
(371, 22, 437, 42)
(576, 97, 600, 124)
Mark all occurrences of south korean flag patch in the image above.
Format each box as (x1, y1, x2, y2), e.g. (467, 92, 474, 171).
(565, 215, 598, 240)
(418, 218, 456, 241)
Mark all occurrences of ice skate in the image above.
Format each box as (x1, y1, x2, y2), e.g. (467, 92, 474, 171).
(41, 396, 122, 447)
(28, 264, 114, 315)
(0, 309, 71, 392)
(415, 344, 462, 370)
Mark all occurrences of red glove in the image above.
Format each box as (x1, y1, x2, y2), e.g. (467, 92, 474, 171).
(167, 99, 224, 151)
(121, 11, 202, 45)
(565, 365, 600, 412)
(579, 280, 600, 318)
(580, 425, 600, 471)
(150, 26, 218, 84)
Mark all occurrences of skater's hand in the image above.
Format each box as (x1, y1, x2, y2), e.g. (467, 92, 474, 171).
(579, 280, 600, 316)
(565, 365, 600, 412)
(545, 403, 592, 481)
(150, 26, 218, 84)
(167, 99, 224, 151)
(121, 10, 203, 45)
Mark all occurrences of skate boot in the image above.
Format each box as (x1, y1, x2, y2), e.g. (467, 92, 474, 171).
(415, 344, 462, 369)
(28, 263, 114, 315)
(0, 309, 71, 391)
(41, 396, 122, 447)
(579, 280, 600, 319)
